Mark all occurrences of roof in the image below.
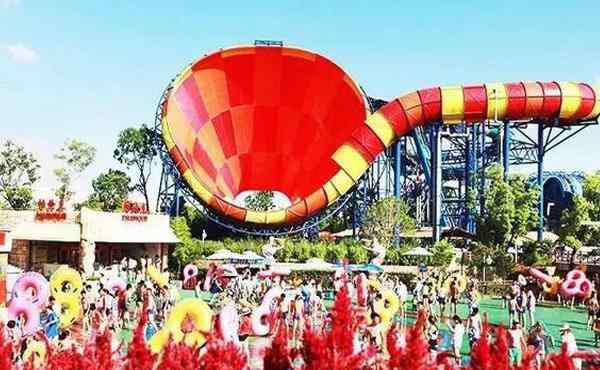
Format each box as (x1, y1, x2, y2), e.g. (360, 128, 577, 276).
(80, 208, 179, 244)
(11, 222, 81, 242)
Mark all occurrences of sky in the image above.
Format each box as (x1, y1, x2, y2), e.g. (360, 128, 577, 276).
(1, 0, 600, 205)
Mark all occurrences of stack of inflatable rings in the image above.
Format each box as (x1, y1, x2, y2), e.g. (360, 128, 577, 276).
(49, 267, 83, 328)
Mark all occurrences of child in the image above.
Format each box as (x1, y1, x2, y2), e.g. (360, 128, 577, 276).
(144, 313, 158, 342)
(593, 315, 600, 347)
(447, 315, 465, 366)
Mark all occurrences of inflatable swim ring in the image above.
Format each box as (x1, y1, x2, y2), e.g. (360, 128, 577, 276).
(251, 287, 281, 336)
(23, 340, 46, 368)
(148, 265, 169, 288)
(55, 294, 82, 328)
(183, 264, 198, 283)
(219, 302, 240, 345)
(148, 298, 212, 353)
(561, 269, 592, 299)
(12, 272, 50, 309)
(8, 297, 41, 335)
(374, 289, 400, 326)
(103, 276, 126, 295)
(50, 267, 83, 298)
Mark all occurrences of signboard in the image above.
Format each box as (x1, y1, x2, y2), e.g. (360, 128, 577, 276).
(35, 199, 66, 222)
(122, 200, 148, 222)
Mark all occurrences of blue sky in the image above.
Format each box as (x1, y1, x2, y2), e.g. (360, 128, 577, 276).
(1, 0, 600, 203)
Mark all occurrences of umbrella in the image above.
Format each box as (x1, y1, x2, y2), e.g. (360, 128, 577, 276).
(305, 258, 333, 267)
(206, 249, 242, 261)
(402, 247, 432, 256)
(239, 251, 266, 264)
(344, 263, 384, 274)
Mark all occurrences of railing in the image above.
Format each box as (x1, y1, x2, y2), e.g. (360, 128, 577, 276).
(553, 249, 600, 266)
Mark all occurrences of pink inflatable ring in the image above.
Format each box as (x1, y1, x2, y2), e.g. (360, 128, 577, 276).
(8, 297, 41, 335)
(183, 264, 198, 282)
(560, 269, 592, 299)
(104, 276, 127, 295)
(12, 272, 50, 309)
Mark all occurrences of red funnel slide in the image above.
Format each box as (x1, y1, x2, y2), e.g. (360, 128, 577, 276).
(161, 45, 600, 225)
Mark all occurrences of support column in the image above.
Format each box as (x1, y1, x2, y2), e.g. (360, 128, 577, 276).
(81, 239, 96, 278)
(173, 182, 181, 217)
(503, 121, 510, 179)
(537, 123, 545, 242)
(431, 124, 442, 242)
(479, 123, 486, 212)
(393, 141, 402, 198)
(465, 128, 473, 232)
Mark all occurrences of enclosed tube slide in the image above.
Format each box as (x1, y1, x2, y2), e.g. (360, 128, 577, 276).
(161, 45, 600, 226)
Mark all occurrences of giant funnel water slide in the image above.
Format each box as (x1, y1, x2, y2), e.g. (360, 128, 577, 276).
(160, 45, 600, 226)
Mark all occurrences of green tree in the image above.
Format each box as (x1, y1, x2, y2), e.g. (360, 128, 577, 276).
(583, 171, 600, 220)
(54, 139, 96, 204)
(172, 217, 199, 266)
(0, 140, 40, 210)
(113, 125, 157, 210)
(555, 195, 589, 265)
(430, 239, 455, 267)
(509, 174, 539, 243)
(361, 197, 416, 249)
(244, 191, 275, 211)
(86, 169, 131, 211)
(476, 165, 515, 247)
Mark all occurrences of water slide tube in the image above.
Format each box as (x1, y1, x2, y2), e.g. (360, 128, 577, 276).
(161, 46, 600, 226)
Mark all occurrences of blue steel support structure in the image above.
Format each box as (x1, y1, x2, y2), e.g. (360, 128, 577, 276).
(503, 121, 510, 179)
(393, 141, 402, 198)
(431, 124, 442, 241)
(537, 123, 545, 242)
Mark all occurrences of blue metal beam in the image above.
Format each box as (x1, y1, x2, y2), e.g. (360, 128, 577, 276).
(537, 123, 544, 242)
(503, 121, 510, 179)
(431, 124, 442, 241)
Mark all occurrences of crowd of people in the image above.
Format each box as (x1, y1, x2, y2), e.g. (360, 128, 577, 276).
(2, 256, 177, 366)
(2, 257, 599, 369)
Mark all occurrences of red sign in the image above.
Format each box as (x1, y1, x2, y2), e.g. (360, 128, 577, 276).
(35, 199, 66, 222)
(0, 231, 5, 246)
(122, 200, 148, 222)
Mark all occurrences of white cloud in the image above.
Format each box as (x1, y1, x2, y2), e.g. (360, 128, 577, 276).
(2, 43, 38, 64)
(0, 0, 21, 8)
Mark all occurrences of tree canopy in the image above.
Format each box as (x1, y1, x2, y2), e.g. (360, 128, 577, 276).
(583, 171, 600, 221)
(0, 140, 40, 210)
(244, 191, 275, 212)
(361, 197, 416, 248)
(114, 125, 157, 210)
(476, 165, 538, 247)
(54, 139, 96, 205)
(85, 169, 131, 211)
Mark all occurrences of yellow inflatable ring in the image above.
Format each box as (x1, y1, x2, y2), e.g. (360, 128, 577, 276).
(148, 265, 169, 288)
(542, 276, 561, 295)
(23, 340, 46, 368)
(374, 289, 400, 326)
(148, 298, 212, 353)
(56, 294, 82, 328)
(50, 267, 83, 298)
(368, 278, 382, 291)
(148, 328, 170, 353)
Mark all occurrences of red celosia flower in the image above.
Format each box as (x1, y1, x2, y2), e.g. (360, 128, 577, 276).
(122, 307, 157, 370)
(263, 321, 292, 370)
